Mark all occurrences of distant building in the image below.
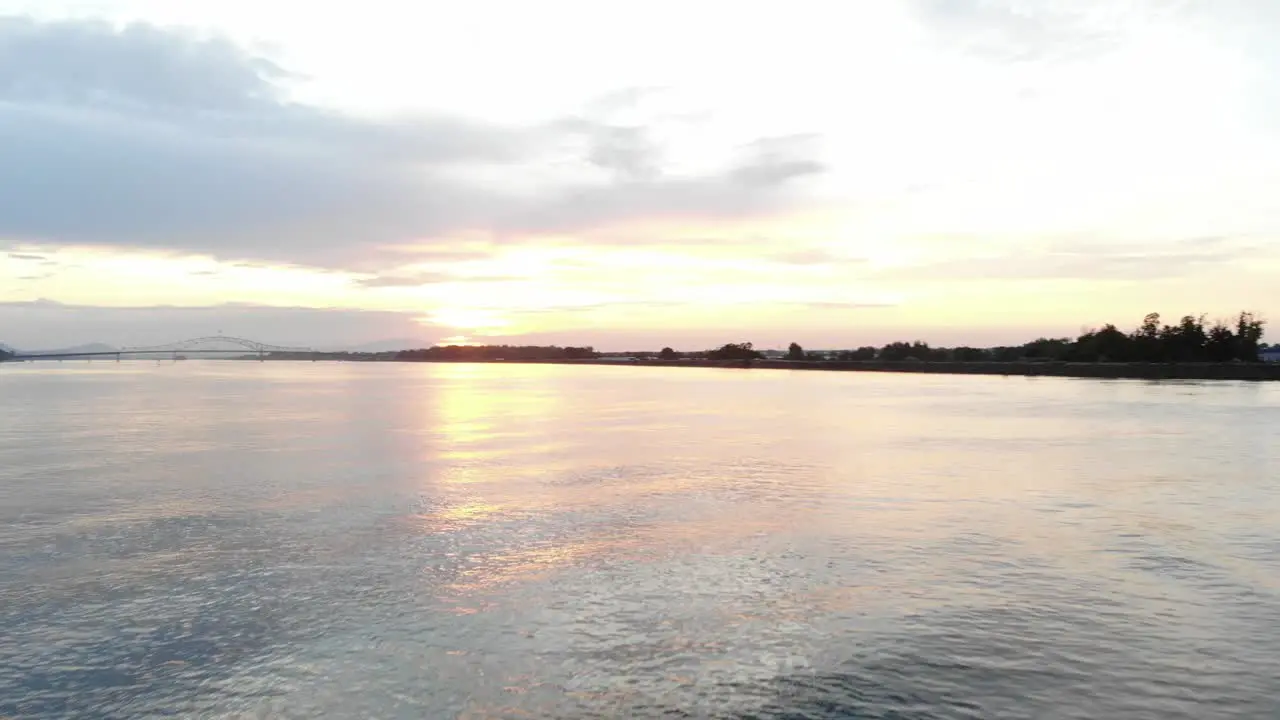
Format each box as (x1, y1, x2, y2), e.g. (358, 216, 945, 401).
(1260, 348, 1280, 363)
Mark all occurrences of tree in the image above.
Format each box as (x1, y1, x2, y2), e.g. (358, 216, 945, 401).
(1131, 312, 1165, 362)
(707, 342, 762, 361)
(951, 346, 988, 362)
(1022, 337, 1073, 361)
(787, 342, 805, 360)
(397, 344, 603, 362)
(1159, 315, 1208, 362)
(879, 341, 914, 361)
(834, 347, 877, 361)
(1204, 321, 1237, 362)
(878, 341, 910, 361)
(1235, 312, 1266, 361)
(880, 341, 937, 361)
(1138, 312, 1161, 338)
(1070, 324, 1132, 362)
(659, 347, 677, 360)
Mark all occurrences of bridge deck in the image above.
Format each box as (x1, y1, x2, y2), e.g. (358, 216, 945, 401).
(8, 350, 295, 360)
(5, 336, 314, 361)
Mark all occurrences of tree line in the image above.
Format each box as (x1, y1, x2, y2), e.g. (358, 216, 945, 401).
(395, 344, 598, 362)
(3, 311, 1267, 366)
(774, 311, 1268, 364)
(385, 311, 1267, 365)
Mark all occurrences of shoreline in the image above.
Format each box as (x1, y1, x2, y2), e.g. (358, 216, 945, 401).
(401, 357, 1280, 381)
(9, 355, 1277, 381)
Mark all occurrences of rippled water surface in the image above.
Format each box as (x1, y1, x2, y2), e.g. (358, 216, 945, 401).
(2, 362, 1279, 718)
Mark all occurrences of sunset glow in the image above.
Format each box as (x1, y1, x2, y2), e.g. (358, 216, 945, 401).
(1, 1, 1277, 350)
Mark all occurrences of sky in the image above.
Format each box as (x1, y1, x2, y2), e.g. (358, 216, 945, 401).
(1, 0, 1277, 351)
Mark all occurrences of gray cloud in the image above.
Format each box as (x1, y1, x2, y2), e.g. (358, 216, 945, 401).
(728, 134, 826, 187)
(0, 16, 288, 111)
(7, 252, 47, 261)
(570, 120, 663, 181)
(0, 17, 824, 271)
(499, 161, 823, 238)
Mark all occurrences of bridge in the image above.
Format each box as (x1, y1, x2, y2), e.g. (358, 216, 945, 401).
(7, 336, 315, 362)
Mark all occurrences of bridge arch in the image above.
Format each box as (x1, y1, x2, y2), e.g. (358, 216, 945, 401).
(119, 336, 313, 353)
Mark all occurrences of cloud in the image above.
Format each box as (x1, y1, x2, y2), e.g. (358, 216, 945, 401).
(0, 17, 825, 271)
(0, 16, 288, 111)
(910, 0, 1162, 63)
(563, 119, 663, 181)
(799, 300, 897, 309)
(768, 248, 867, 266)
(499, 296, 895, 317)
(581, 86, 671, 118)
(728, 134, 826, 187)
(503, 299, 690, 315)
(6, 252, 47, 261)
(883, 234, 1256, 282)
(354, 272, 526, 288)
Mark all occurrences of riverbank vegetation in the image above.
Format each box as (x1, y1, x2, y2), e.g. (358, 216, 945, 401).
(395, 344, 597, 362)
(10, 311, 1264, 368)
(383, 311, 1268, 365)
(848, 311, 1267, 364)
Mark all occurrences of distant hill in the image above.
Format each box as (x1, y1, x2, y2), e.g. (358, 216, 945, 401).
(12, 342, 118, 356)
(3, 339, 430, 357)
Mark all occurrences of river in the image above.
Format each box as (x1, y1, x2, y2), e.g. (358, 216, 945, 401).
(2, 362, 1278, 718)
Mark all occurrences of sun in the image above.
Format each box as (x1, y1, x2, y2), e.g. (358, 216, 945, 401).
(437, 335, 475, 346)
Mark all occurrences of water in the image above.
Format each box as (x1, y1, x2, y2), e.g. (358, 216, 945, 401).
(2, 362, 1278, 719)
